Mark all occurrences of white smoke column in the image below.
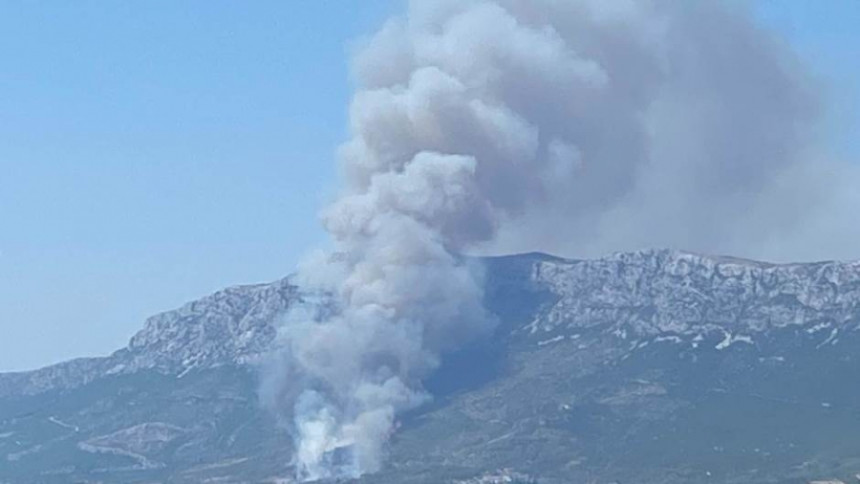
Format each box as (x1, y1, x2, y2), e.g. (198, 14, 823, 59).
(272, 2, 609, 478)
(279, 151, 497, 479)
(266, 0, 849, 480)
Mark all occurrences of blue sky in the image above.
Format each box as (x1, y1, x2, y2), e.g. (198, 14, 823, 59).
(0, 1, 395, 371)
(754, 0, 860, 160)
(0, 1, 858, 372)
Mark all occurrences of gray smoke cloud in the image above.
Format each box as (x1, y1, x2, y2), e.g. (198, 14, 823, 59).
(264, 0, 860, 480)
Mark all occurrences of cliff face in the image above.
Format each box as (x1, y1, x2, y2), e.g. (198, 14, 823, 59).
(518, 249, 860, 346)
(3, 250, 860, 483)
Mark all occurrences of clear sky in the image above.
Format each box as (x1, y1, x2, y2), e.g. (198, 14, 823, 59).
(0, 0, 857, 372)
(754, 0, 860, 161)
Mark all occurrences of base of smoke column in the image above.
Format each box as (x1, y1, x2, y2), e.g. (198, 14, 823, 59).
(297, 443, 359, 483)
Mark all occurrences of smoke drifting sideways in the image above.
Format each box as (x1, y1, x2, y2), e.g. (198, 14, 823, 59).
(262, 0, 860, 480)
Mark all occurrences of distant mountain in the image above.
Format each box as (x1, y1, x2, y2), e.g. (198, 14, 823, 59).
(3, 250, 860, 483)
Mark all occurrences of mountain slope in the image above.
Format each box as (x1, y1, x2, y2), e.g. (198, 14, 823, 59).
(3, 250, 860, 483)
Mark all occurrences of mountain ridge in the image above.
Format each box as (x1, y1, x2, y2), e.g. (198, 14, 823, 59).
(0, 276, 297, 397)
(4, 247, 859, 397)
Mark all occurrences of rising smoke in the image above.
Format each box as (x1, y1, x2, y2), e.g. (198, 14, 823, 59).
(264, 0, 859, 480)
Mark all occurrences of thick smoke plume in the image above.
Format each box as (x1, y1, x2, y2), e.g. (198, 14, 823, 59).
(264, 0, 859, 480)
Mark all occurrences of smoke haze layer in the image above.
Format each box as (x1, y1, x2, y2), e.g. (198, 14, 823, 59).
(264, 0, 859, 480)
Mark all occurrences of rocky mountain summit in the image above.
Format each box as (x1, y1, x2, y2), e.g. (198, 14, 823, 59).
(3, 249, 860, 483)
(519, 248, 860, 349)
